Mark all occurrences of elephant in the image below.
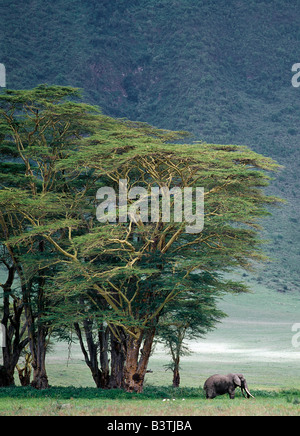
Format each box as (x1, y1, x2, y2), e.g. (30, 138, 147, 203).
(204, 373, 255, 399)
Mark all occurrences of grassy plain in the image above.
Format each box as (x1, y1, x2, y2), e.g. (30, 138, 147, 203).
(0, 385, 299, 417)
(0, 275, 299, 416)
(0, 386, 299, 416)
(42, 276, 300, 391)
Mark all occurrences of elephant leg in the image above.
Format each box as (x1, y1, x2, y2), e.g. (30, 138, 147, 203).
(228, 389, 235, 399)
(206, 389, 216, 399)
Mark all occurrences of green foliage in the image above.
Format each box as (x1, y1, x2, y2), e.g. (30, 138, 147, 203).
(0, 84, 283, 391)
(0, 86, 281, 327)
(0, 0, 297, 293)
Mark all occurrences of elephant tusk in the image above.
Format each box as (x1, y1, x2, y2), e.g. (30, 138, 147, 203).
(245, 387, 255, 399)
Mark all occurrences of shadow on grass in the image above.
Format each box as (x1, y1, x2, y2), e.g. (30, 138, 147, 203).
(0, 386, 299, 401)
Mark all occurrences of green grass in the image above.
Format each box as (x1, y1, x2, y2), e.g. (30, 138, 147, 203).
(0, 386, 299, 416)
(1, 275, 299, 415)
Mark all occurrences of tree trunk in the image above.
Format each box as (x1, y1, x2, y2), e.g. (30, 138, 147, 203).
(23, 243, 50, 390)
(99, 326, 110, 388)
(0, 262, 28, 386)
(172, 367, 180, 388)
(172, 352, 181, 387)
(24, 296, 49, 390)
(16, 358, 32, 386)
(24, 286, 49, 390)
(110, 331, 125, 389)
(74, 321, 110, 389)
(31, 369, 48, 389)
(123, 335, 143, 393)
(0, 366, 14, 387)
(30, 329, 49, 389)
(123, 328, 155, 393)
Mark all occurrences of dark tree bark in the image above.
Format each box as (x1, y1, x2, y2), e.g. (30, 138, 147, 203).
(74, 321, 111, 389)
(3, 242, 50, 390)
(99, 326, 110, 388)
(0, 260, 29, 386)
(29, 327, 49, 390)
(123, 328, 156, 393)
(23, 281, 49, 389)
(0, 366, 13, 387)
(16, 351, 32, 386)
(171, 352, 181, 388)
(28, 241, 50, 390)
(172, 367, 180, 388)
(109, 328, 125, 389)
(75, 320, 127, 389)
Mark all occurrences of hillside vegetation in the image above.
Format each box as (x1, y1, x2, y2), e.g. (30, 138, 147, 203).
(0, 0, 299, 291)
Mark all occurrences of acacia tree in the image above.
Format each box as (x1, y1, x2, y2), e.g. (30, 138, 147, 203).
(45, 119, 281, 392)
(0, 85, 177, 388)
(63, 142, 281, 392)
(0, 85, 100, 388)
(0, 85, 282, 392)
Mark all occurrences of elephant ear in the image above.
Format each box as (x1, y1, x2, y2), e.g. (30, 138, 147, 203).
(233, 374, 242, 387)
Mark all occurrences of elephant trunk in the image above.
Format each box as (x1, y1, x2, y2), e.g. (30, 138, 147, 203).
(241, 387, 247, 398)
